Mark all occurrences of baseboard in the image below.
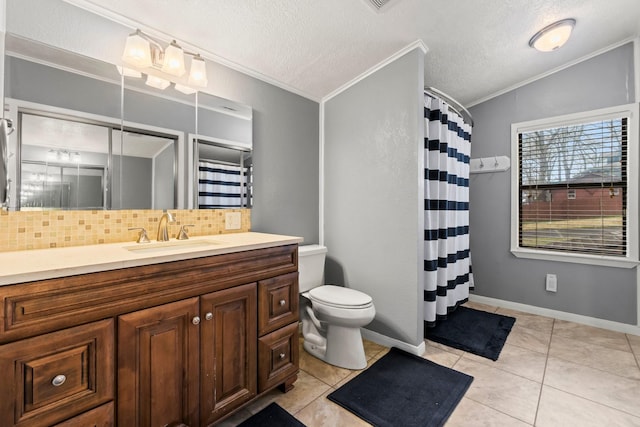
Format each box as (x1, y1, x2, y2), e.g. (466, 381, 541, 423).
(361, 328, 426, 356)
(469, 294, 640, 336)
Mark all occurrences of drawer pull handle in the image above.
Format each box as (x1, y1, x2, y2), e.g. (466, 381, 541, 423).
(279, 353, 286, 360)
(205, 312, 213, 321)
(192, 316, 201, 325)
(52, 375, 66, 387)
(279, 299, 286, 306)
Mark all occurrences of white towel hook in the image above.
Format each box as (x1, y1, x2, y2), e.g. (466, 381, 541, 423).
(479, 158, 484, 168)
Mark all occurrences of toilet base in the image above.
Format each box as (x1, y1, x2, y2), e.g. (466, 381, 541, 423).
(325, 324, 367, 369)
(303, 323, 367, 370)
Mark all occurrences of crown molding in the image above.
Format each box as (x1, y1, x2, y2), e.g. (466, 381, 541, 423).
(62, 0, 321, 102)
(467, 36, 638, 108)
(321, 39, 428, 103)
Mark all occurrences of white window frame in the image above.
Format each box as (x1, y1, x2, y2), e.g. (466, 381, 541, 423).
(510, 103, 639, 268)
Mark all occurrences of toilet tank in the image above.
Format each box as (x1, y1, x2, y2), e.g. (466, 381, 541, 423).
(297, 245, 328, 293)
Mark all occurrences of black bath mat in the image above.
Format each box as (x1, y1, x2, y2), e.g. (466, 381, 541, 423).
(425, 306, 515, 361)
(327, 347, 472, 427)
(237, 402, 305, 427)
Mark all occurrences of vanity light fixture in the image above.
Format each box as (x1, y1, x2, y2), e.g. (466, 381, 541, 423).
(161, 40, 186, 76)
(145, 74, 171, 90)
(116, 66, 142, 78)
(121, 29, 153, 68)
(121, 28, 208, 87)
(188, 55, 208, 87)
(174, 84, 197, 95)
(45, 149, 81, 163)
(529, 18, 576, 52)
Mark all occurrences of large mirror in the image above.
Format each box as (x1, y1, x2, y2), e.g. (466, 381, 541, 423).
(3, 33, 253, 210)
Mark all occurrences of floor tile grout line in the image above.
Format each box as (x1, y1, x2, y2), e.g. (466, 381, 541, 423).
(456, 351, 544, 385)
(533, 317, 554, 427)
(626, 334, 640, 371)
(462, 395, 535, 426)
(541, 383, 640, 420)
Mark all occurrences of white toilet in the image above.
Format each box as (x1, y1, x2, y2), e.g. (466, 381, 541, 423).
(298, 245, 375, 369)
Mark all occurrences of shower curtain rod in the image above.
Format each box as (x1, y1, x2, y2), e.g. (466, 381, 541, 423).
(424, 86, 474, 127)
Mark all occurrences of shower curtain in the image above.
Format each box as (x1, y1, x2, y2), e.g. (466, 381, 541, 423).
(198, 161, 248, 208)
(423, 93, 474, 328)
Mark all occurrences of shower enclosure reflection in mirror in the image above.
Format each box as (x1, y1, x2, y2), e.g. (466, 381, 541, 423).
(4, 34, 253, 211)
(0, 118, 14, 208)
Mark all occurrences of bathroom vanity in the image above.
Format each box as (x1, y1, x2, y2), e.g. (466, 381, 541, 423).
(0, 232, 302, 426)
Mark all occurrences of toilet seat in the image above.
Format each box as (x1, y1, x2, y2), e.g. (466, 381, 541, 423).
(308, 285, 373, 309)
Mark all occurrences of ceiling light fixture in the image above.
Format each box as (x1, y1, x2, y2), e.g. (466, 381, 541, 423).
(529, 18, 576, 52)
(121, 28, 208, 88)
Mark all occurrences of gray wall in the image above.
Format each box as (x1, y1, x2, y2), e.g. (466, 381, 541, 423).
(468, 43, 637, 325)
(324, 48, 425, 345)
(6, 0, 319, 243)
(154, 144, 175, 210)
(112, 155, 152, 209)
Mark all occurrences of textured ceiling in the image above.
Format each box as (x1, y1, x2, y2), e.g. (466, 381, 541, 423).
(73, 0, 640, 105)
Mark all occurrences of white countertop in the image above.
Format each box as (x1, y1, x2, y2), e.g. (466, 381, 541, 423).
(0, 232, 303, 286)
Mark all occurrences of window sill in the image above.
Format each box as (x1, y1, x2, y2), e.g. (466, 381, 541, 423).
(511, 248, 639, 269)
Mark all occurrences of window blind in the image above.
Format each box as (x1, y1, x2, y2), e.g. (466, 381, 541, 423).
(518, 117, 627, 256)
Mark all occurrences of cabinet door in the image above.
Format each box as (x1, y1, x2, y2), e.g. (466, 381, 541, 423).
(0, 319, 113, 427)
(118, 298, 199, 427)
(200, 283, 257, 425)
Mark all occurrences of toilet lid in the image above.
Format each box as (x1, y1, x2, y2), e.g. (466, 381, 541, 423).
(308, 285, 373, 308)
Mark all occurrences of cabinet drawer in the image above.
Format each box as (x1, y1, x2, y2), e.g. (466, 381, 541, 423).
(258, 272, 299, 336)
(53, 401, 114, 427)
(0, 319, 114, 427)
(258, 322, 299, 392)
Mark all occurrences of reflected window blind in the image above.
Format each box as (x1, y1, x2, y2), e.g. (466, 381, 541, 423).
(518, 117, 627, 256)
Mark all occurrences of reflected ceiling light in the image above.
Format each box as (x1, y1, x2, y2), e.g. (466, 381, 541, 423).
(161, 40, 186, 76)
(121, 28, 208, 90)
(145, 74, 171, 90)
(188, 55, 208, 87)
(529, 18, 576, 52)
(116, 65, 142, 78)
(174, 84, 196, 95)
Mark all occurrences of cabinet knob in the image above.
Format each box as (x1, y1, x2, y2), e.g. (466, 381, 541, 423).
(192, 316, 200, 325)
(205, 312, 213, 321)
(279, 353, 286, 360)
(279, 299, 286, 306)
(52, 374, 66, 387)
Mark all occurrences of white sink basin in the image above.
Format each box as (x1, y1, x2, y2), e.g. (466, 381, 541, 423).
(124, 239, 223, 254)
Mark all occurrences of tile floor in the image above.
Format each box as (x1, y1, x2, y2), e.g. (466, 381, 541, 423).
(218, 301, 640, 426)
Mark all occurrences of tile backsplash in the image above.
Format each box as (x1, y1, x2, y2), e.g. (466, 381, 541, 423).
(0, 209, 250, 252)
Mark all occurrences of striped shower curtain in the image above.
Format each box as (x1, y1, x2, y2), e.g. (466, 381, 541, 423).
(423, 93, 474, 328)
(198, 161, 248, 208)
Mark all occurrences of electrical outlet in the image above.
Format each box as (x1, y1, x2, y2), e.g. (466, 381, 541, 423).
(545, 274, 557, 292)
(225, 212, 241, 230)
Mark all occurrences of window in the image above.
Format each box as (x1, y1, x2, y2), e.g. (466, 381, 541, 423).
(511, 104, 639, 267)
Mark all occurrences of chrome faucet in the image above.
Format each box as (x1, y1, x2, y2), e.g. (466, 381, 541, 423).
(157, 210, 176, 241)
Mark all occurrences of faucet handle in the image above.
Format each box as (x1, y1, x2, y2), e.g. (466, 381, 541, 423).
(128, 227, 151, 244)
(177, 224, 194, 240)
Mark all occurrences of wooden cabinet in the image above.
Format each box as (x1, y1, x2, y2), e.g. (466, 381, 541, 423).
(200, 284, 257, 424)
(0, 320, 114, 427)
(0, 244, 299, 426)
(257, 272, 299, 393)
(117, 298, 200, 426)
(53, 402, 114, 427)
